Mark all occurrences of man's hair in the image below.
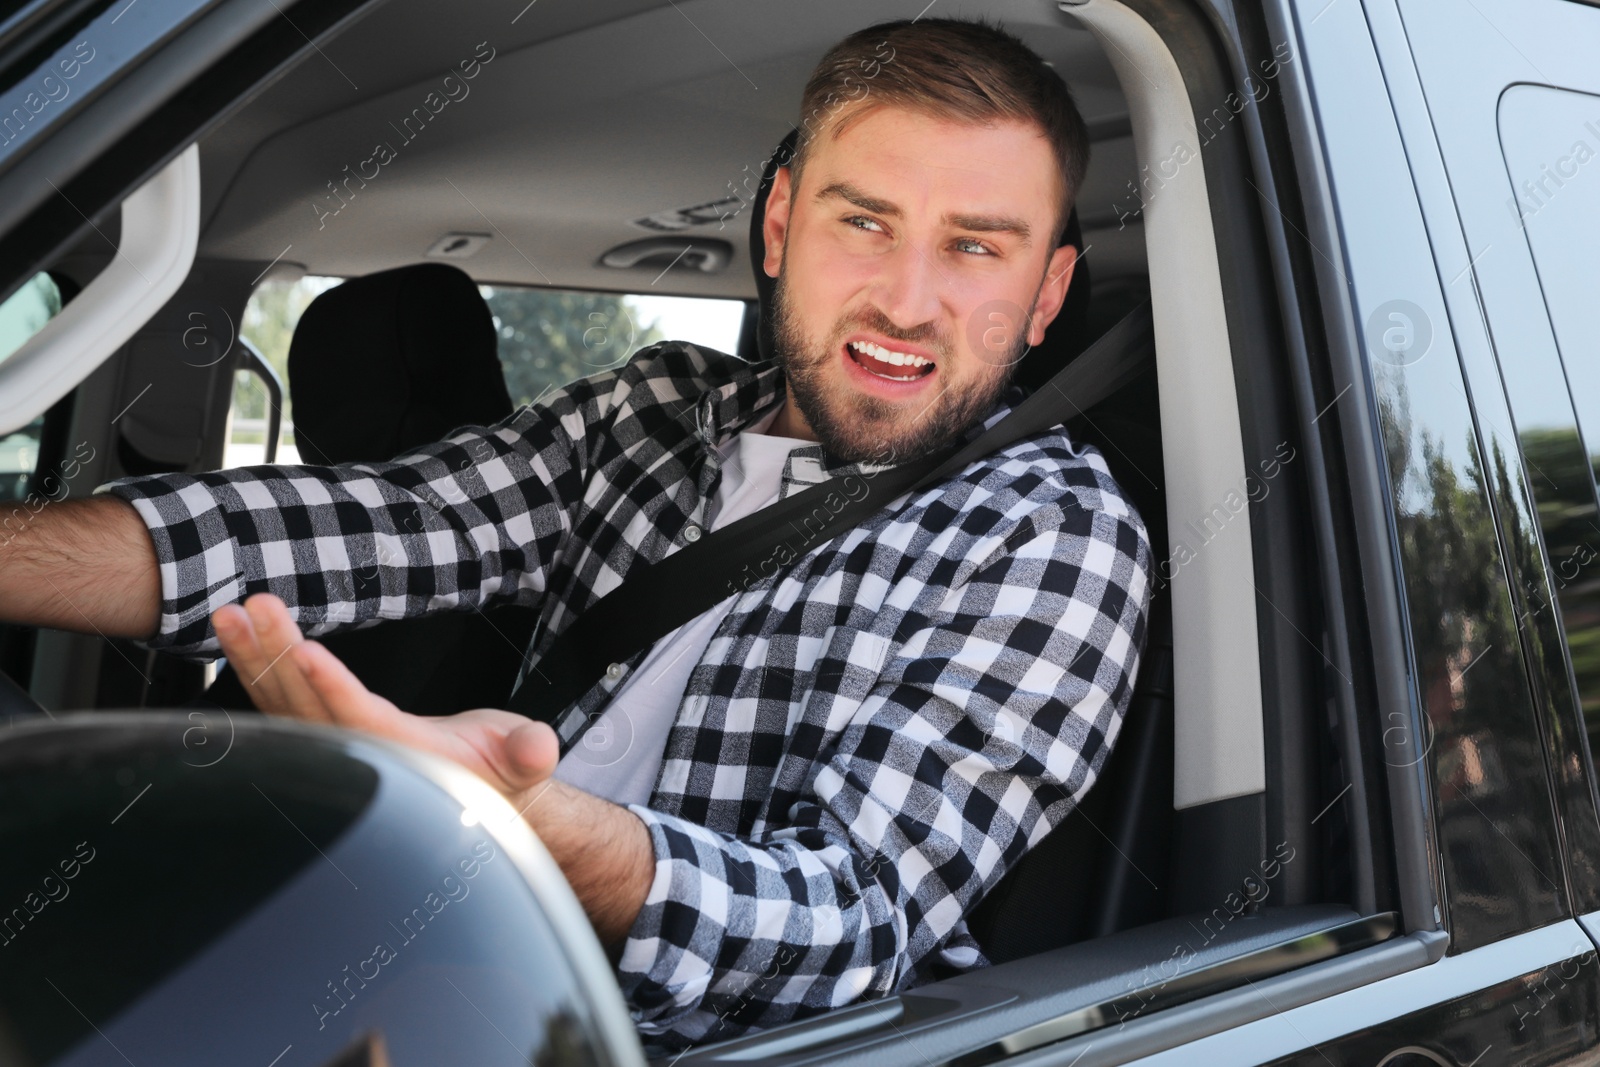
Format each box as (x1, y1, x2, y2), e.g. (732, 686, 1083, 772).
(788, 17, 1091, 246)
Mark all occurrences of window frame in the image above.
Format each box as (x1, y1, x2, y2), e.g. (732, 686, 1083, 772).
(669, 0, 1400, 1053)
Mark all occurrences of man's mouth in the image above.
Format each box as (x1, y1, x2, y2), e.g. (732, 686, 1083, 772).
(845, 339, 937, 382)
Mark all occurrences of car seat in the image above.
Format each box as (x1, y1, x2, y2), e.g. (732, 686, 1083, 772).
(200, 263, 538, 716)
(747, 130, 1176, 961)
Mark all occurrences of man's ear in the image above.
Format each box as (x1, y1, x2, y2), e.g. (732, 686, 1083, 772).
(762, 166, 794, 279)
(1025, 243, 1079, 346)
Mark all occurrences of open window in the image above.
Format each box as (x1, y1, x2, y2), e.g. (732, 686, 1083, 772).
(663, 0, 1395, 1061)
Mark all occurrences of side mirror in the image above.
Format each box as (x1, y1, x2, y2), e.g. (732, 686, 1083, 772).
(0, 713, 644, 1067)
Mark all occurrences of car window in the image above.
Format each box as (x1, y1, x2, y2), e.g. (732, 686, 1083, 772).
(0, 414, 43, 502)
(1498, 85, 1600, 741)
(482, 286, 744, 408)
(0, 271, 62, 499)
(220, 274, 339, 467)
(0, 271, 61, 366)
(221, 277, 746, 467)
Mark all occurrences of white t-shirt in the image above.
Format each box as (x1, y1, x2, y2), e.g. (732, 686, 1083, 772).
(552, 411, 810, 806)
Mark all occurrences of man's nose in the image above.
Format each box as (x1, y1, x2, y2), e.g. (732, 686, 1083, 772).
(869, 240, 944, 332)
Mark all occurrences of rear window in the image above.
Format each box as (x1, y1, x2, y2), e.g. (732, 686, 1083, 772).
(223, 277, 745, 468)
(1498, 85, 1600, 734)
(481, 286, 744, 408)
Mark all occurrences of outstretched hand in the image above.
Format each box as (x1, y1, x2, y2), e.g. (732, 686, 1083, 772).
(212, 593, 559, 804)
(213, 593, 654, 945)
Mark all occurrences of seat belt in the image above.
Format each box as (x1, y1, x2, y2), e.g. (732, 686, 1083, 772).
(507, 298, 1154, 722)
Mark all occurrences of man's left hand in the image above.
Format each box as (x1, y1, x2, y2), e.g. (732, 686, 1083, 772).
(211, 593, 654, 945)
(212, 593, 559, 804)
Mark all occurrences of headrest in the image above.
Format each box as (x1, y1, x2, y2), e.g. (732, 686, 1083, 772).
(746, 127, 1091, 391)
(287, 262, 513, 466)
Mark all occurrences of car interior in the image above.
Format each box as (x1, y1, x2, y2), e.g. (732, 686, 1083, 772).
(0, 0, 1402, 1061)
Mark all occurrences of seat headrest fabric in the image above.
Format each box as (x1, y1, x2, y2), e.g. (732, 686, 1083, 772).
(746, 127, 1091, 390)
(287, 262, 513, 467)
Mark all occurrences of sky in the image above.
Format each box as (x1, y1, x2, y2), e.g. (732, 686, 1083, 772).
(627, 294, 745, 356)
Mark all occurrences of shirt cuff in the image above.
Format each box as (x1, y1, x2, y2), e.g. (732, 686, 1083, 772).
(615, 804, 728, 1034)
(98, 475, 245, 656)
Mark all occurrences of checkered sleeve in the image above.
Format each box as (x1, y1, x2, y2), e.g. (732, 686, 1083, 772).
(615, 503, 1152, 1048)
(96, 373, 627, 657)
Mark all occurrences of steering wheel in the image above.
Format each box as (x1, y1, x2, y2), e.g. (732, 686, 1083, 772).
(0, 667, 49, 720)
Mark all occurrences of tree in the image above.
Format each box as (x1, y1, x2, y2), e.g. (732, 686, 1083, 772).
(234, 275, 341, 440)
(482, 286, 664, 408)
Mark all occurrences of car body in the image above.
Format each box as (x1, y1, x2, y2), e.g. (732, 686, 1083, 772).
(1, 0, 1599, 1063)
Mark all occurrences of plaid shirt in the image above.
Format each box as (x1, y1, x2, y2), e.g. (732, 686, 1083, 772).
(102, 342, 1152, 1051)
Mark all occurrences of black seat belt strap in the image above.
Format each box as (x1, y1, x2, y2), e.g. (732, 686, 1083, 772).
(507, 299, 1154, 721)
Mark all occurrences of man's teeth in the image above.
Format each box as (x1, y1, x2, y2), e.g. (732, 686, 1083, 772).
(848, 340, 932, 369)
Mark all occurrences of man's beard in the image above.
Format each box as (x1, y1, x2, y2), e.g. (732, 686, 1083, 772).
(770, 269, 1026, 465)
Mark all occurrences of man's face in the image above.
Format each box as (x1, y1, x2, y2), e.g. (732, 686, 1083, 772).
(763, 105, 1078, 463)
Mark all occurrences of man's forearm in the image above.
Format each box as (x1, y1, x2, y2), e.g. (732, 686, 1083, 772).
(0, 495, 160, 639)
(522, 779, 654, 946)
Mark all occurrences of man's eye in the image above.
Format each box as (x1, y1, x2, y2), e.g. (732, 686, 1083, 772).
(846, 215, 885, 234)
(954, 238, 993, 256)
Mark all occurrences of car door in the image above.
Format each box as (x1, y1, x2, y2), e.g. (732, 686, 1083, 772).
(1104, 0, 1600, 1060)
(1397, 0, 1600, 964)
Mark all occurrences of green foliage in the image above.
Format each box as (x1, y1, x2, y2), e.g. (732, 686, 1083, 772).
(233, 276, 341, 439)
(1519, 427, 1600, 724)
(1379, 372, 1600, 819)
(1521, 427, 1600, 556)
(1378, 371, 1525, 750)
(482, 286, 664, 408)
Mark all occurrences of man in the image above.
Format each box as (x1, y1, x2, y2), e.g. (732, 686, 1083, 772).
(0, 17, 1150, 1051)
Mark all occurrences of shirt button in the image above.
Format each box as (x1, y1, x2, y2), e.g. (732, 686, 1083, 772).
(605, 662, 624, 681)
(683, 524, 703, 543)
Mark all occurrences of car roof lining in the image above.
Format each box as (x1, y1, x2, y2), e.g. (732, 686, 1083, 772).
(192, 0, 1145, 298)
